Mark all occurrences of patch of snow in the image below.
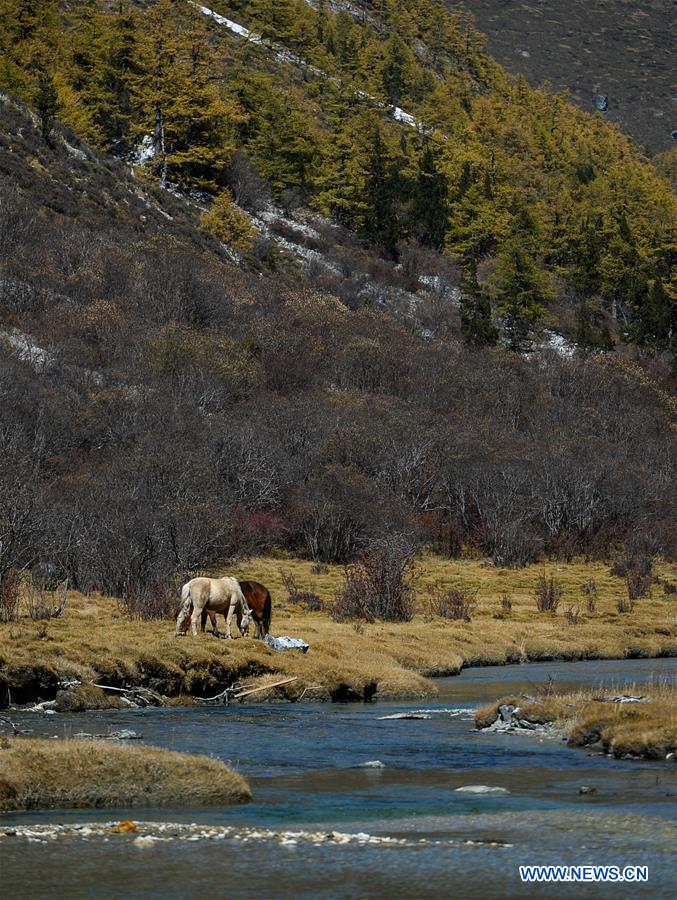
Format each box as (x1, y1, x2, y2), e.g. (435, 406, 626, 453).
(542, 329, 577, 358)
(392, 106, 418, 128)
(196, 4, 259, 42)
(356, 760, 386, 768)
(195, 5, 426, 132)
(63, 140, 87, 162)
(133, 134, 156, 166)
(0, 328, 54, 371)
(259, 208, 321, 240)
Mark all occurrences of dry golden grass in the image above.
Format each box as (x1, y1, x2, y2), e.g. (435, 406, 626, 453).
(475, 681, 677, 760)
(0, 556, 675, 706)
(0, 737, 251, 811)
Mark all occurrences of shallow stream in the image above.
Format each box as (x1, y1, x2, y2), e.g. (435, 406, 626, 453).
(1, 658, 675, 898)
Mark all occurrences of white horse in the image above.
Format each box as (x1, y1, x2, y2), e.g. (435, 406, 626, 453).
(175, 576, 251, 639)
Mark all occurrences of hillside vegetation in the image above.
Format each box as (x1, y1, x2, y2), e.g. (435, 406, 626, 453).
(0, 1, 675, 609)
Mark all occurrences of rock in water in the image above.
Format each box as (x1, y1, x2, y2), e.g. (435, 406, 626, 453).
(455, 785, 510, 795)
(593, 94, 609, 112)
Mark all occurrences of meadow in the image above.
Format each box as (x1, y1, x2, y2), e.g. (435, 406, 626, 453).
(1, 556, 675, 708)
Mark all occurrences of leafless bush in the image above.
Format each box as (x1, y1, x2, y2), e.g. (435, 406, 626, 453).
(535, 572, 562, 613)
(610, 549, 654, 579)
(563, 604, 581, 626)
(626, 571, 652, 600)
(225, 151, 271, 213)
(581, 578, 597, 613)
(616, 595, 634, 614)
(281, 572, 322, 611)
(659, 579, 676, 596)
(429, 582, 479, 622)
(332, 537, 416, 623)
(500, 593, 513, 613)
(0, 572, 20, 623)
(120, 580, 177, 621)
(26, 578, 68, 621)
(310, 562, 329, 575)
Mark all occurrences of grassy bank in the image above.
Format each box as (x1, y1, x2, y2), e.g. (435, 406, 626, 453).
(1, 556, 675, 707)
(475, 682, 677, 760)
(0, 738, 251, 812)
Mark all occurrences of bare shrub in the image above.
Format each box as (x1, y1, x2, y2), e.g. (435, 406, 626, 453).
(616, 595, 634, 614)
(563, 604, 581, 626)
(610, 549, 654, 579)
(626, 571, 652, 601)
(429, 582, 478, 622)
(535, 572, 562, 613)
(659, 579, 676, 596)
(281, 572, 322, 611)
(26, 578, 68, 621)
(0, 572, 20, 624)
(500, 593, 513, 613)
(310, 562, 329, 575)
(120, 580, 177, 621)
(331, 537, 416, 623)
(581, 578, 597, 613)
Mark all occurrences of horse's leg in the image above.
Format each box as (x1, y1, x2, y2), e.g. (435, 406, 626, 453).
(191, 591, 205, 637)
(201, 609, 219, 636)
(225, 599, 234, 639)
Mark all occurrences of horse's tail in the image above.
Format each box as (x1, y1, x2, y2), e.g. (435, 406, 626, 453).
(176, 582, 193, 632)
(262, 590, 272, 636)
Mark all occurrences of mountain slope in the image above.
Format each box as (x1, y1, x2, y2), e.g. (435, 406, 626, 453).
(0, 2, 675, 599)
(457, 0, 677, 155)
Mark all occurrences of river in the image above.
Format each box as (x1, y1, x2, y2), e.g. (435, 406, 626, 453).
(1, 658, 675, 898)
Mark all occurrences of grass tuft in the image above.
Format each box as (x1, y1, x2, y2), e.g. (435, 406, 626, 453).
(0, 737, 251, 811)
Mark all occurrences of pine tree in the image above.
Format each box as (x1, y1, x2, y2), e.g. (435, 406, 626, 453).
(410, 139, 448, 250)
(460, 261, 498, 347)
(493, 234, 550, 351)
(133, 0, 230, 191)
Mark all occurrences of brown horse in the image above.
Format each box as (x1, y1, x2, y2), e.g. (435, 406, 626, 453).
(200, 580, 272, 639)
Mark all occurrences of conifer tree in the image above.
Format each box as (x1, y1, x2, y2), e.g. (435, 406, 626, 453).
(134, 0, 230, 191)
(411, 139, 448, 250)
(460, 261, 498, 348)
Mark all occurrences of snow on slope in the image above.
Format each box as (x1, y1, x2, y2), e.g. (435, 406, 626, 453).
(194, 4, 427, 133)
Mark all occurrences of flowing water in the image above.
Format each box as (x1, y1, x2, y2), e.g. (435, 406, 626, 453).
(1, 658, 675, 898)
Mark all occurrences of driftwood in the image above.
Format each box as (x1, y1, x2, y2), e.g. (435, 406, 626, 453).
(92, 683, 166, 707)
(195, 676, 298, 705)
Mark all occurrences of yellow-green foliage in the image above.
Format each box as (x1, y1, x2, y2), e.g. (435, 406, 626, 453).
(201, 190, 257, 251)
(2, 0, 674, 349)
(150, 323, 262, 397)
(0, 737, 251, 811)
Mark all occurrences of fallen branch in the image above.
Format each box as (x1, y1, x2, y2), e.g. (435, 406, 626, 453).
(194, 676, 299, 705)
(92, 683, 165, 707)
(233, 677, 298, 700)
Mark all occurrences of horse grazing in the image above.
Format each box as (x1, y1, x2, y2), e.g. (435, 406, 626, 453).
(201, 580, 272, 639)
(175, 576, 250, 639)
